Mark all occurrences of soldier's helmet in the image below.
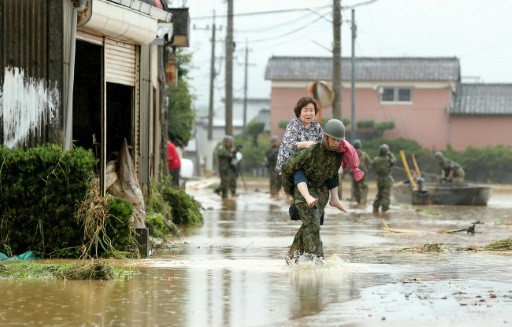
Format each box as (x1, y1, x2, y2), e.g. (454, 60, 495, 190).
(379, 144, 389, 155)
(223, 135, 234, 144)
(270, 135, 279, 142)
(353, 139, 362, 149)
(323, 119, 346, 140)
(434, 151, 444, 160)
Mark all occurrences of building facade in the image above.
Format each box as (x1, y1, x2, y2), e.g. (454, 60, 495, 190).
(0, 0, 189, 194)
(264, 56, 512, 151)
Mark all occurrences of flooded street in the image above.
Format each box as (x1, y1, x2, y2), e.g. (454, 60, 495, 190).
(1, 180, 512, 326)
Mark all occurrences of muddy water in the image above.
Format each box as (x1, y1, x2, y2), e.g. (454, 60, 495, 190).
(1, 180, 511, 326)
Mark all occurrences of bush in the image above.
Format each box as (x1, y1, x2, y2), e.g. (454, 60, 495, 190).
(75, 183, 138, 259)
(160, 186, 203, 226)
(0, 145, 96, 258)
(146, 181, 181, 238)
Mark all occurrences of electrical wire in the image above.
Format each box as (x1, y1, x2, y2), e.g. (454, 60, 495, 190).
(235, 11, 313, 33)
(191, 5, 331, 20)
(248, 15, 329, 44)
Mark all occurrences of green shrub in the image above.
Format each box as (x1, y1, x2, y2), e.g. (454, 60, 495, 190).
(105, 197, 136, 256)
(160, 187, 203, 226)
(356, 120, 375, 129)
(75, 184, 137, 259)
(146, 183, 181, 238)
(376, 121, 395, 131)
(0, 145, 96, 258)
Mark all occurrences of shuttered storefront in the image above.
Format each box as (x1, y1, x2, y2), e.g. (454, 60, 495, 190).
(76, 32, 136, 86)
(105, 38, 136, 86)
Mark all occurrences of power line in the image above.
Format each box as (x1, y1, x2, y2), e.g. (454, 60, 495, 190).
(249, 15, 328, 43)
(191, 5, 331, 20)
(235, 11, 313, 33)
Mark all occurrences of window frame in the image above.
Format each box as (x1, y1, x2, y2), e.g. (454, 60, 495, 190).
(380, 86, 413, 104)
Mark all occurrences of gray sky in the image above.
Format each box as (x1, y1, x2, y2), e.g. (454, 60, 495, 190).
(184, 0, 512, 109)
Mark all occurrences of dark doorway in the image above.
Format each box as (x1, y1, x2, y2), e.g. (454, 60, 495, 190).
(73, 40, 102, 156)
(73, 41, 134, 161)
(106, 82, 133, 158)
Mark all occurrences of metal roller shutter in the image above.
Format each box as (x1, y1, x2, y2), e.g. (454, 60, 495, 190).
(76, 30, 103, 45)
(105, 38, 136, 86)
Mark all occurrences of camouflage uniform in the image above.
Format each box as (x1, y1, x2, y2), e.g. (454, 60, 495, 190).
(282, 142, 342, 259)
(353, 149, 373, 205)
(266, 143, 282, 197)
(438, 158, 465, 185)
(372, 150, 396, 213)
(216, 142, 237, 198)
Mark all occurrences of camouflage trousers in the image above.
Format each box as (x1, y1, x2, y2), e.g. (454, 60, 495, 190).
(353, 175, 369, 204)
(269, 170, 282, 197)
(219, 168, 237, 198)
(373, 176, 393, 212)
(287, 186, 329, 259)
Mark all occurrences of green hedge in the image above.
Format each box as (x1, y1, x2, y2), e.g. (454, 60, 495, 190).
(0, 145, 96, 258)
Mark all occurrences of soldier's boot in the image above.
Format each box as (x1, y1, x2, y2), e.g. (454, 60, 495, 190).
(372, 207, 379, 215)
(285, 251, 301, 265)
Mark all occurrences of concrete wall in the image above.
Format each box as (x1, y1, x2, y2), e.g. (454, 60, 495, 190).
(449, 116, 512, 151)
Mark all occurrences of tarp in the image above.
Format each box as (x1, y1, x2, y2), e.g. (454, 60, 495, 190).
(0, 250, 36, 261)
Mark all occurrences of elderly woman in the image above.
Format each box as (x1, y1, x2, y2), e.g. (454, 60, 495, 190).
(276, 97, 361, 212)
(276, 97, 323, 173)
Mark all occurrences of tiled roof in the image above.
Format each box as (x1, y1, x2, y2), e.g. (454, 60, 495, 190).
(264, 56, 460, 82)
(451, 83, 512, 115)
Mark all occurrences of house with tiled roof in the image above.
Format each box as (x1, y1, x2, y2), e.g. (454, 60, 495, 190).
(264, 56, 512, 151)
(448, 83, 512, 150)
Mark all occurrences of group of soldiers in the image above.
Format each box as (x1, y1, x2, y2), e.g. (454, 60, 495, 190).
(216, 133, 464, 215)
(215, 118, 465, 264)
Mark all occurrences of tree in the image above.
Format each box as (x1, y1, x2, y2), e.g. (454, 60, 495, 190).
(244, 121, 265, 147)
(167, 49, 195, 146)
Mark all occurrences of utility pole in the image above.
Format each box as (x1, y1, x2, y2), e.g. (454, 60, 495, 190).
(207, 13, 217, 141)
(350, 8, 357, 142)
(195, 13, 223, 177)
(332, 0, 342, 119)
(243, 40, 248, 128)
(225, 0, 234, 135)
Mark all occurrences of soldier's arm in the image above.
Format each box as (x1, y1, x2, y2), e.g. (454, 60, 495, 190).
(388, 153, 397, 166)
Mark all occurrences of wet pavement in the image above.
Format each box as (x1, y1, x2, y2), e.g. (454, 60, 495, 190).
(1, 179, 511, 326)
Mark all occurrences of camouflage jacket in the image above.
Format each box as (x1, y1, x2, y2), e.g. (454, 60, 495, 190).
(265, 145, 280, 170)
(373, 152, 396, 177)
(216, 143, 235, 173)
(438, 159, 464, 178)
(281, 142, 342, 195)
(357, 149, 373, 174)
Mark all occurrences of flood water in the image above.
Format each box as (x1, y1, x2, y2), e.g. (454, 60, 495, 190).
(1, 180, 512, 326)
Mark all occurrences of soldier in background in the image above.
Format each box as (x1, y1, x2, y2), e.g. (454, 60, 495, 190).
(352, 139, 373, 207)
(266, 135, 282, 198)
(372, 144, 396, 215)
(434, 151, 465, 185)
(215, 135, 238, 199)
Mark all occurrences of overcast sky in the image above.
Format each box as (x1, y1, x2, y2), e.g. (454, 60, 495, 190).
(183, 0, 512, 110)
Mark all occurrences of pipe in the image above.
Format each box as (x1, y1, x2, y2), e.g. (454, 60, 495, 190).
(64, 0, 87, 151)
